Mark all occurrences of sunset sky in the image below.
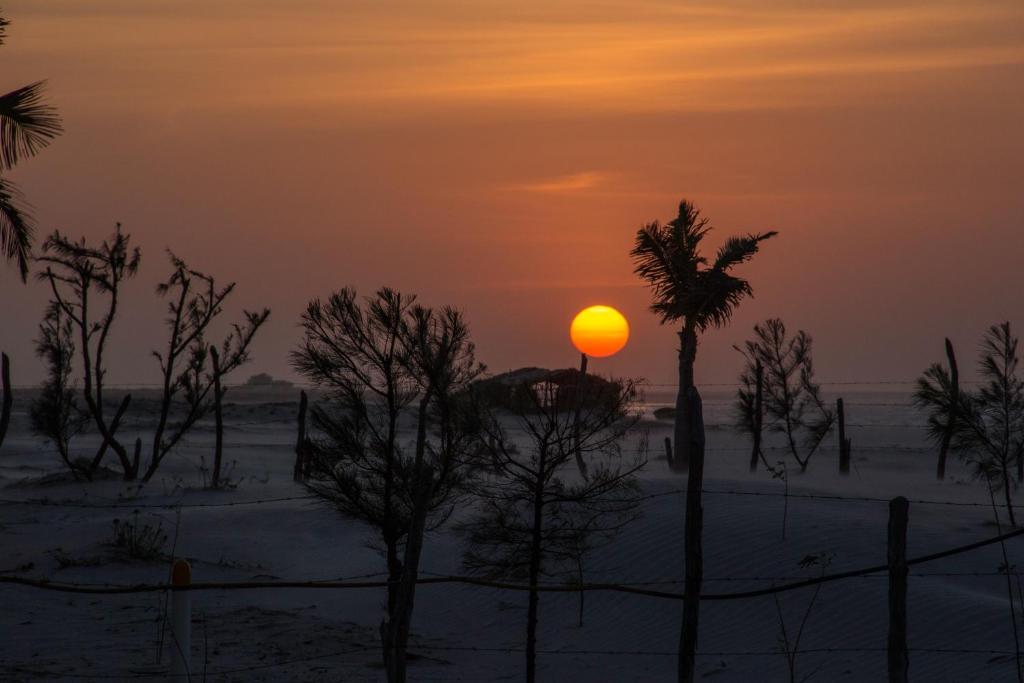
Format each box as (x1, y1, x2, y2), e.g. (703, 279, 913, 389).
(1, 0, 1022, 387)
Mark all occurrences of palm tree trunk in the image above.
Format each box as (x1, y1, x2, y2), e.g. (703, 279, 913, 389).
(673, 326, 697, 471)
(679, 387, 706, 683)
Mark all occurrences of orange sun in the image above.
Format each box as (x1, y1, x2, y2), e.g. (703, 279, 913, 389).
(570, 305, 629, 358)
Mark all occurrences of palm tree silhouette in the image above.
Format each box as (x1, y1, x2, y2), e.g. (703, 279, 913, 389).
(632, 199, 776, 470)
(1, 12, 62, 281)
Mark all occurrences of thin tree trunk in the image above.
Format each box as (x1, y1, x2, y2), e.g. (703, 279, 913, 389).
(526, 448, 548, 683)
(838, 398, 851, 475)
(572, 353, 589, 477)
(146, 375, 175, 483)
(0, 352, 11, 452)
(1003, 466, 1017, 527)
(673, 326, 697, 472)
(385, 474, 432, 683)
(937, 338, 958, 480)
(293, 390, 308, 482)
(749, 359, 762, 472)
(88, 394, 132, 478)
(679, 387, 706, 683)
(383, 394, 432, 683)
(384, 406, 401, 617)
(210, 347, 224, 488)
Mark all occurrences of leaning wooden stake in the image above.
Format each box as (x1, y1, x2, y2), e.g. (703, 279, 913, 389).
(837, 398, 851, 475)
(170, 559, 192, 681)
(679, 386, 706, 683)
(294, 390, 308, 482)
(937, 338, 958, 481)
(887, 497, 909, 683)
(0, 352, 11, 452)
(749, 359, 763, 472)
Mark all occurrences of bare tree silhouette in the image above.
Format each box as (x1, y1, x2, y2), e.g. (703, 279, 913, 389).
(208, 309, 269, 488)
(462, 375, 644, 683)
(292, 288, 419, 615)
(917, 323, 1024, 525)
(736, 319, 834, 472)
(914, 339, 960, 480)
(144, 253, 264, 483)
(384, 303, 484, 683)
(0, 11, 62, 281)
(36, 226, 141, 479)
(293, 290, 484, 683)
(30, 304, 87, 476)
(632, 199, 776, 470)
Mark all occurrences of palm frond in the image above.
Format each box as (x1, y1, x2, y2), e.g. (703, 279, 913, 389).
(631, 222, 688, 324)
(713, 231, 778, 271)
(0, 176, 32, 281)
(691, 269, 752, 330)
(632, 198, 776, 329)
(0, 81, 63, 170)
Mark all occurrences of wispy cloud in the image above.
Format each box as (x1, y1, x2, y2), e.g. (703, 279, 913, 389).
(505, 171, 611, 194)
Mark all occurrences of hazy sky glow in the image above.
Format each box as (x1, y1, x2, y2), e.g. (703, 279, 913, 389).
(1, 0, 1023, 386)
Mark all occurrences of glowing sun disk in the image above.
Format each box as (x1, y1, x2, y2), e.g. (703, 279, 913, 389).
(570, 305, 629, 357)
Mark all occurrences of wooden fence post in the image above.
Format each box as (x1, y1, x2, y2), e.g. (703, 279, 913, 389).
(294, 390, 308, 482)
(749, 359, 763, 472)
(679, 386, 706, 683)
(0, 352, 11, 452)
(838, 398, 851, 475)
(888, 497, 909, 683)
(170, 559, 192, 681)
(937, 339, 958, 481)
(664, 437, 673, 467)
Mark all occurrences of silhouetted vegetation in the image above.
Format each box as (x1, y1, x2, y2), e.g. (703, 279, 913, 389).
(30, 304, 87, 476)
(111, 511, 167, 560)
(735, 318, 834, 472)
(208, 309, 270, 488)
(914, 339, 960, 480)
(144, 253, 267, 483)
(0, 11, 62, 281)
(292, 288, 484, 683)
(461, 374, 644, 683)
(632, 199, 776, 471)
(917, 323, 1024, 525)
(292, 288, 419, 615)
(36, 225, 141, 479)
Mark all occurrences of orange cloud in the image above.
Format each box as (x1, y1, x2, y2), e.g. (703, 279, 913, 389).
(506, 171, 611, 194)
